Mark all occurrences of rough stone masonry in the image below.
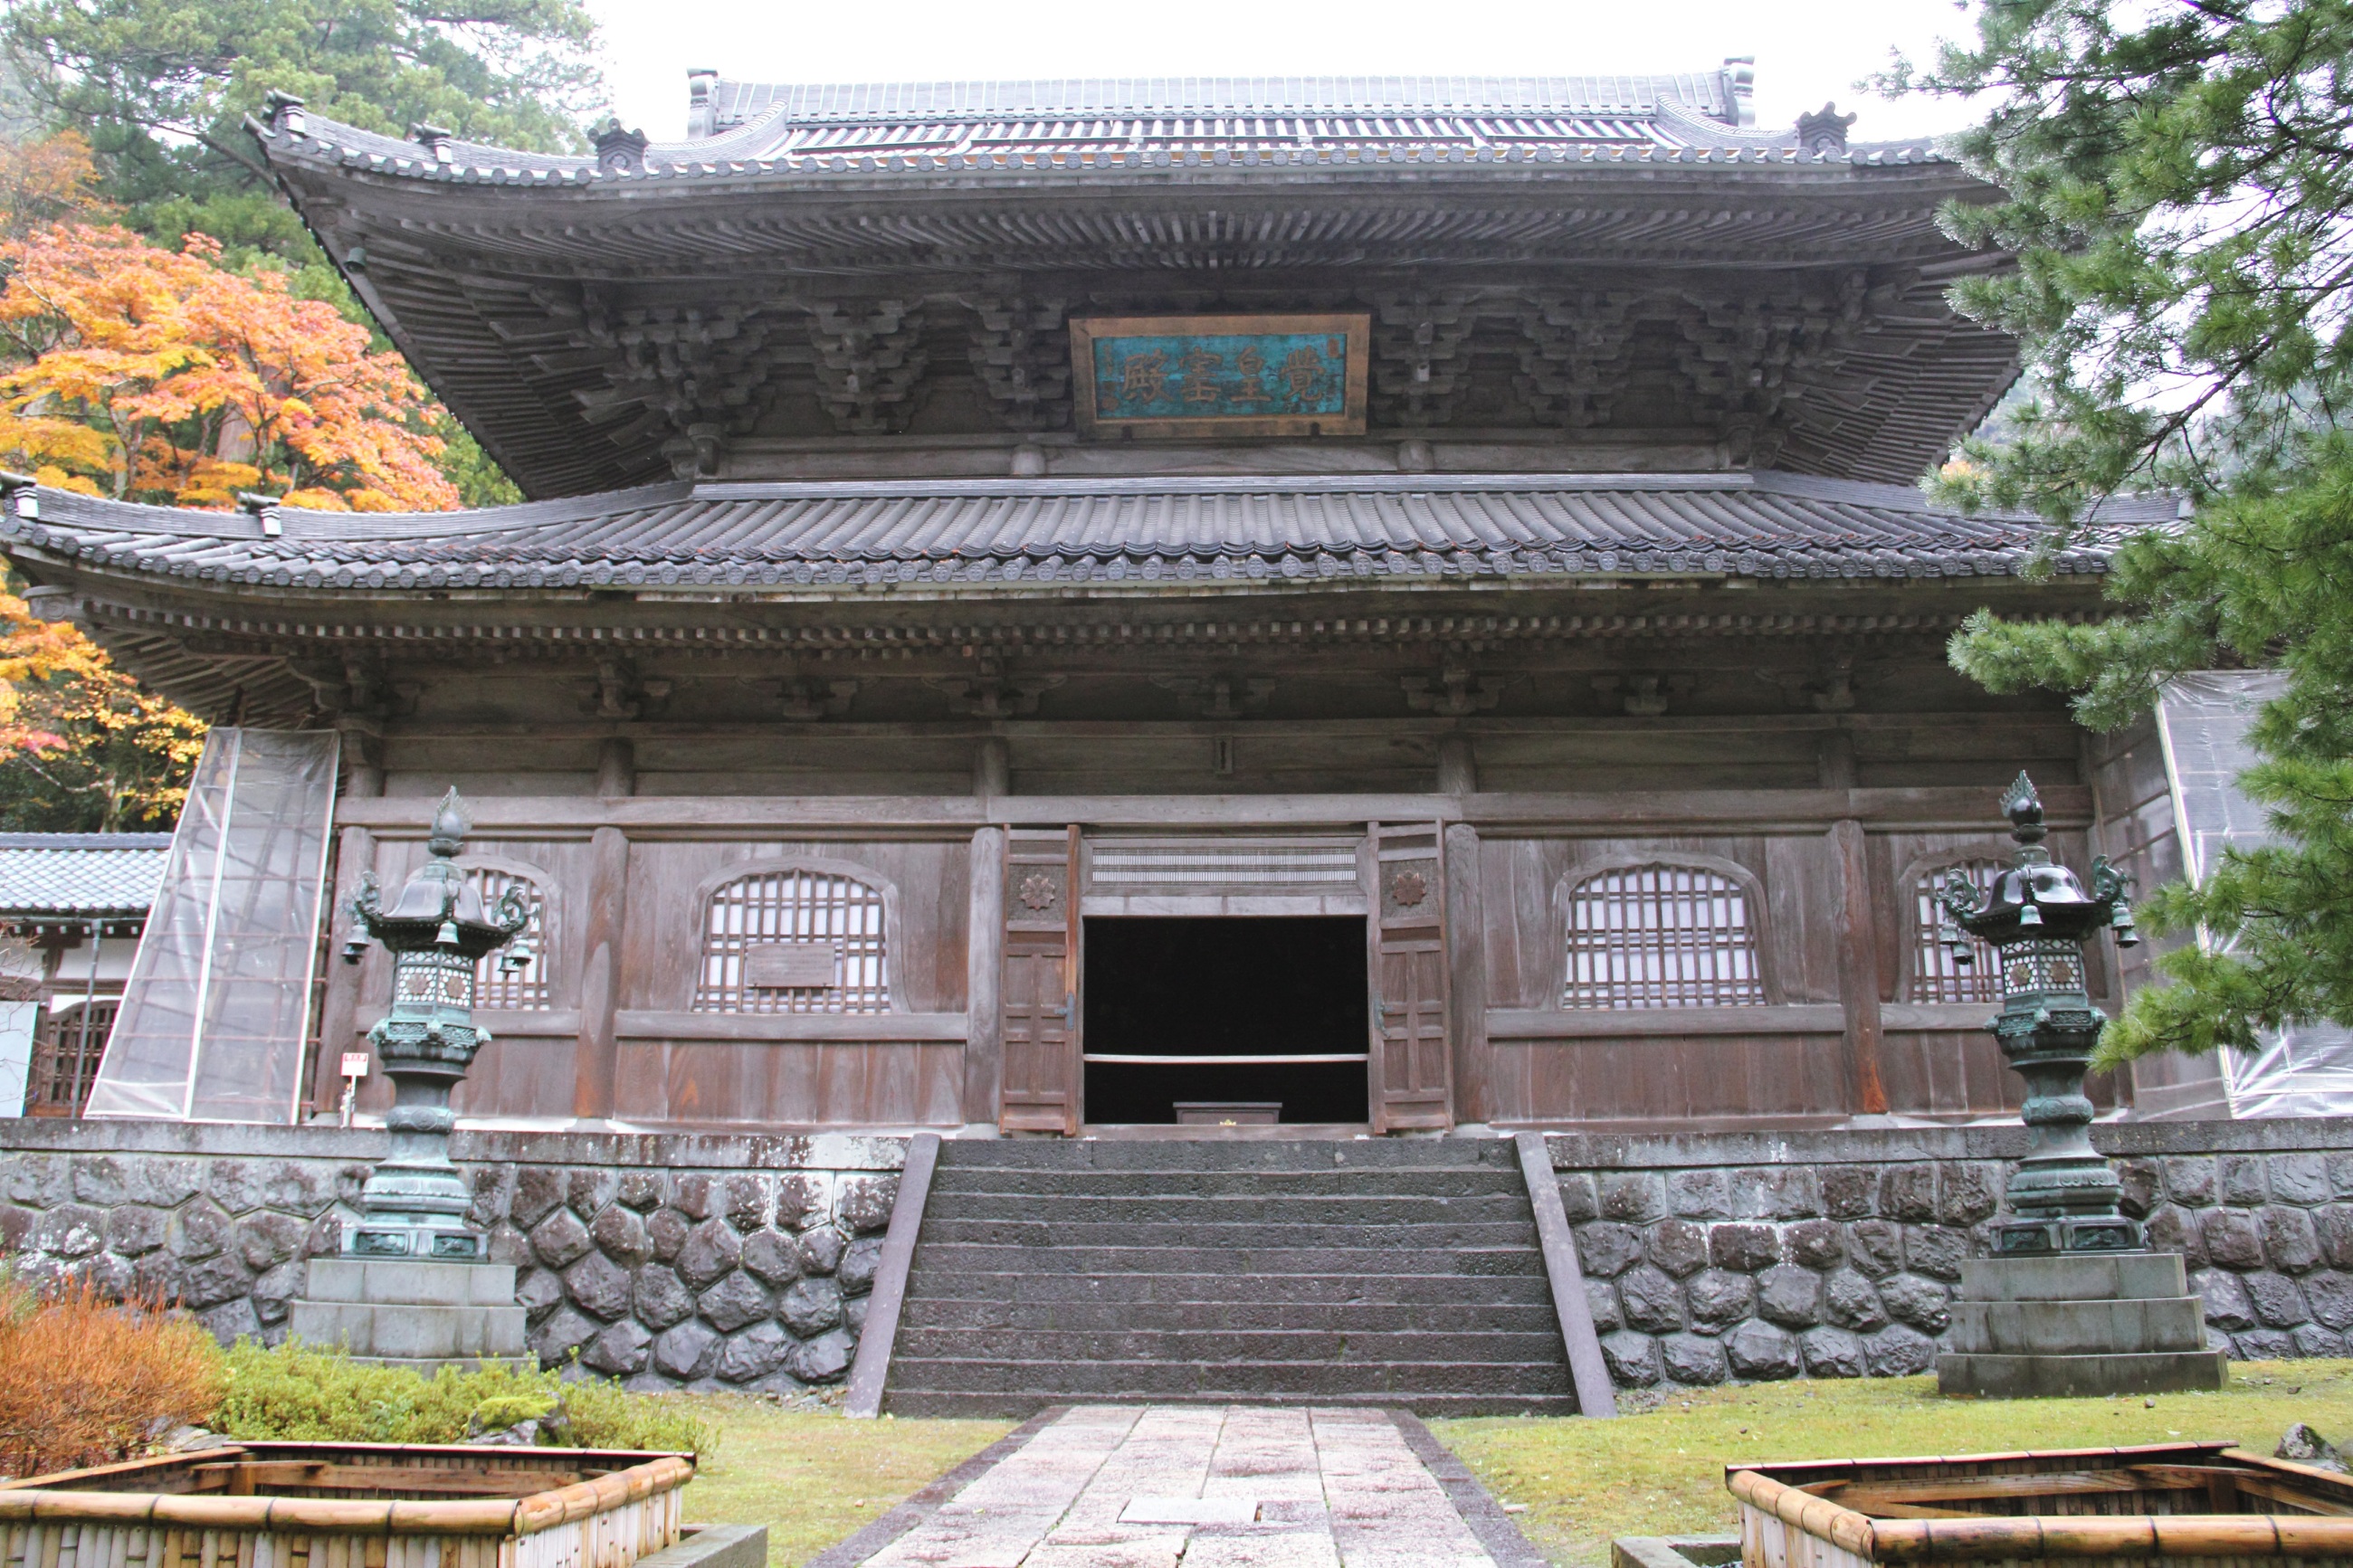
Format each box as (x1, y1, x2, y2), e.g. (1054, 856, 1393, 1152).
(0, 1120, 900, 1394)
(5, 1117, 2353, 1395)
(1550, 1118, 2353, 1389)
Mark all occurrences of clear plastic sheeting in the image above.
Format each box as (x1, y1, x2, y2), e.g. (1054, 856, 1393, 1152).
(86, 729, 337, 1122)
(2155, 670, 2353, 1117)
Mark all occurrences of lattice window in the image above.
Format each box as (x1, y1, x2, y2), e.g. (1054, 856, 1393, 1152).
(1563, 863, 1765, 1008)
(1911, 860, 2005, 1004)
(29, 999, 116, 1117)
(694, 868, 890, 1013)
(469, 869, 551, 1010)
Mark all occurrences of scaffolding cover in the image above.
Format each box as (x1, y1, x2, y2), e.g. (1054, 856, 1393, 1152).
(86, 728, 337, 1122)
(2156, 670, 2353, 1117)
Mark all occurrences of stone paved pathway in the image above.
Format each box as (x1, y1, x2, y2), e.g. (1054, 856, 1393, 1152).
(834, 1404, 1531, 1568)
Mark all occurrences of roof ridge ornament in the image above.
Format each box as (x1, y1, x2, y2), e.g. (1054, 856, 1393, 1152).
(1720, 57, 1756, 127)
(1797, 102, 1857, 156)
(238, 491, 283, 538)
(409, 122, 454, 165)
(261, 90, 306, 134)
(593, 117, 651, 175)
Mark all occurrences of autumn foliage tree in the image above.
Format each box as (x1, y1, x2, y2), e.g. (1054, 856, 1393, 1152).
(0, 223, 457, 509)
(0, 132, 473, 828)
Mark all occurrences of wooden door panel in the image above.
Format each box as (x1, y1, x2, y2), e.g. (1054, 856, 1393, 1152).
(1369, 822, 1452, 1131)
(998, 826, 1080, 1134)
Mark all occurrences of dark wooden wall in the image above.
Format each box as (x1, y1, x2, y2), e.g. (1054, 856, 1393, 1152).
(319, 762, 2154, 1132)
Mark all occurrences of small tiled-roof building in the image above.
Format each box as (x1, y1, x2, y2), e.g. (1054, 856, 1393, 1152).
(0, 833, 170, 1116)
(0, 66, 2215, 1132)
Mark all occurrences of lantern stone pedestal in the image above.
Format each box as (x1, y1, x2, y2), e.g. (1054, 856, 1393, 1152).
(283, 790, 535, 1369)
(1939, 1253, 2227, 1398)
(1928, 776, 2226, 1399)
(286, 1259, 528, 1369)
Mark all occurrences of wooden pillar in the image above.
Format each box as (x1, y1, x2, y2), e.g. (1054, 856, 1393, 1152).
(974, 736, 1010, 799)
(596, 736, 636, 798)
(308, 823, 375, 1114)
(1831, 817, 1890, 1117)
(1443, 820, 1488, 1125)
(573, 824, 631, 1124)
(1436, 733, 1477, 795)
(964, 825, 1006, 1125)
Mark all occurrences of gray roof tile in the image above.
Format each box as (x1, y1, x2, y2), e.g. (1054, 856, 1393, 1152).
(0, 471, 2140, 595)
(0, 835, 172, 918)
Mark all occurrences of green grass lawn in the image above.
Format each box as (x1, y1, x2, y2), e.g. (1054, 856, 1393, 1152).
(665, 1364, 2353, 1568)
(670, 1397, 1012, 1568)
(1432, 1360, 2353, 1567)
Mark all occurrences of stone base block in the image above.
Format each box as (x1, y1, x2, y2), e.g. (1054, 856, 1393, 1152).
(287, 1256, 526, 1364)
(1938, 1251, 2224, 1399)
(1948, 1297, 2207, 1357)
(286, 1299, 528, 1361)
(1958, 1252, 2188, 1303)
(1937, 1349, 2229, 1399)
(301, 1259, 518, 1308)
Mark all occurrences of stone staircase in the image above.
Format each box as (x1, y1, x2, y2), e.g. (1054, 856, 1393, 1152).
(882, 1138, 1579, 1416)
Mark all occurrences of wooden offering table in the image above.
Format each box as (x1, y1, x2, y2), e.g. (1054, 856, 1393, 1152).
(0, 1443, 692, 1568)
(1731, 1442, 2353, 1568)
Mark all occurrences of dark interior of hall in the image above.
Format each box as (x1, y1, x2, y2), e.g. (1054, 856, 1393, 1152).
(1081, 917, 1370, 1125)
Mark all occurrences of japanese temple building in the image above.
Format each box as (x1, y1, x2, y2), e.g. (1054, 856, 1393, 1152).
(0, 70, 2222, 1135)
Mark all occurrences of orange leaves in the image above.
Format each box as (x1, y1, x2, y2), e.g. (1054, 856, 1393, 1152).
(0, 1275, 224, 1478)
(0, 223, 458, 512)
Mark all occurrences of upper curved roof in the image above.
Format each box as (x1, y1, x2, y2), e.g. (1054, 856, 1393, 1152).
(245, 70, 2001, 502)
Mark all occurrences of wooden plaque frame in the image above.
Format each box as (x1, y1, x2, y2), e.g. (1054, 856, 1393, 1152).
(1070, 312, 1371, 439)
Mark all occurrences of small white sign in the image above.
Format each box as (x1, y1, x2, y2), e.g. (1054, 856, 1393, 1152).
(340, 1052, 370, 1078)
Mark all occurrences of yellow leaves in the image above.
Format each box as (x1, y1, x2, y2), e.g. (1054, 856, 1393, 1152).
(0, 222, 459, 512)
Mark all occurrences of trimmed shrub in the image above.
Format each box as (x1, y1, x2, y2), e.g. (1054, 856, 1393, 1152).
(217, 1341, 715, 1458)
(0, 1277, 224, 1477)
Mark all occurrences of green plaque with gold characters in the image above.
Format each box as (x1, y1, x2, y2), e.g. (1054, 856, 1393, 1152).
(1071, 314, 1370, 438)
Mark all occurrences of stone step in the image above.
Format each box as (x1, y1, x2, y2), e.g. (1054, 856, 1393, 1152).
(900, 1269, 1561, 1307)
(930, 1190, 1535, 1221)
(929, 1170, 1528, 1200)
(904, 1241, 1548, 1278)
(884, 1388, 1576, 1419)
(912, 1218, 1540, 1250)
(891, 1326, 1571, 1364)
(883, 1354, 1576, 1398)
(935, 1142, 1523, 1174)
(900, 1297, 1567, 1333)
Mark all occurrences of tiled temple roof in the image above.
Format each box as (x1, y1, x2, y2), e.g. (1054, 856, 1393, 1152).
(0, 472, 2137, 595)
(0, 835, 172, 920)
(252, 69, 1929, 188)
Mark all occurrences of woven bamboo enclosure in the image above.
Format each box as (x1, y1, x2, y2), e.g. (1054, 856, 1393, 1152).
(1730, 1442, 2353, 1568)
(0, 1443, 693, 1568)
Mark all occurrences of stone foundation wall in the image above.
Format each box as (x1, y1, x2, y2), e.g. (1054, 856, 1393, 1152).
(8, 1115, 2353, 1398)
(1546, 1118, 2353, 1390)
(0, 1120, 905, 1395)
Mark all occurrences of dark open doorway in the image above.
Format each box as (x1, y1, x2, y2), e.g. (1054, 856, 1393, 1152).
(1081, 917, 1370, 1125)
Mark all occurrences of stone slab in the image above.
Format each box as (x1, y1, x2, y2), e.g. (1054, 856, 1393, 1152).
(1937, 1348, 2229, 1399)
(830, 1404, 1539, 1568)
(636, 1525, 769, 1568)
(1957, 1253, 2188, 1303)
(301, 1258, 519, 1307)
(1610, 1538, 1740, 1568)
(1947, 1297, 2207, 1357)
(286, 1300, 527, 1360)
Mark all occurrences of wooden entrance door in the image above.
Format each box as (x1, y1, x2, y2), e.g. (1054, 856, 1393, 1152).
(1367, 822, 1453, 1131)
(998, 826, 1081, 1134)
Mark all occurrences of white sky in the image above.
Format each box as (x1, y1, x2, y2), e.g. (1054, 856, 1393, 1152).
(586, 0, 1988, 146)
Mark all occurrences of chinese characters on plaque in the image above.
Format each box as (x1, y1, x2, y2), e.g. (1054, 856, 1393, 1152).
(1071, 314, 1370, 437)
